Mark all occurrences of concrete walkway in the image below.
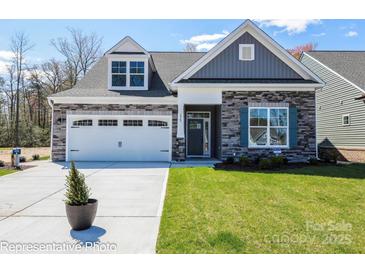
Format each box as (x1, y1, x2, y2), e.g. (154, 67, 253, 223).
(0, 161, 169, 253)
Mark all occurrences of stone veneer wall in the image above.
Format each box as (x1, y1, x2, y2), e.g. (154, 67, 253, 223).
(221, 90, 316, 162)
(51, 104, 179, 161)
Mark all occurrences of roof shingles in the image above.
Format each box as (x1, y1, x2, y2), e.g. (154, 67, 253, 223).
(306, 51, 365, 91)
(52, 52, 205, 98)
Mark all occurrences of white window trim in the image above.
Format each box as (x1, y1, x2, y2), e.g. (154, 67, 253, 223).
(239, 44, 255, 61)
(248, 106, 289, 149)
(108, 56, 148, 90)
(342, 114, 351, 126)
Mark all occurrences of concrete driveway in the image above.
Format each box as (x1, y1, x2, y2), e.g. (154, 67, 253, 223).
(0, 161, 169, 253)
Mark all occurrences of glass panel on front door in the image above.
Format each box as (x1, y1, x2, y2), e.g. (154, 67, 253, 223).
(187, 112, 210, 157)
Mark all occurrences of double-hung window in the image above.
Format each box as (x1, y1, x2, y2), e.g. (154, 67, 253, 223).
(249, 107, 288, 148)
(111, 61, 127, 87)
(130, 61, 144, 87)
(110, 60, 146, 89)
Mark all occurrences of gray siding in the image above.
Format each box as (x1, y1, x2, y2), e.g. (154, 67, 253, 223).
(191, 32, 302, 79)
(301, 54, 365, 148)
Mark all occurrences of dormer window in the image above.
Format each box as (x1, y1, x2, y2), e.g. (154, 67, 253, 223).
(130, 61, 145, 87)
(111, 61, 127, 87)
(239, 44, 255, 61)
(108, 58, 148, 90)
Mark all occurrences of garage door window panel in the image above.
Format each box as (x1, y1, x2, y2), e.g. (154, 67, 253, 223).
(98, 120, 118, 126)
(123, 120, 143, 126)
(148, 120, 168, 127)
(73, 120, 93, 126)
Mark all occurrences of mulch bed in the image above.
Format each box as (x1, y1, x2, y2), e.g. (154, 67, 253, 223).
(214, 162, 327, 172)
(0, 164, 35, 171)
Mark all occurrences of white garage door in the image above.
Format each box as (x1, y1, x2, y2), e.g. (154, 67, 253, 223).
(66, 114, 172, 162)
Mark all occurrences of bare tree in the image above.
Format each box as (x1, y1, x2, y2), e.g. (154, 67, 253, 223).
(51, 28, 102, 87)
(10, 32, 34, 146)
(288, 42, 317, 60)
(183, 42, 197, 52)
(41, 59, 67, 94)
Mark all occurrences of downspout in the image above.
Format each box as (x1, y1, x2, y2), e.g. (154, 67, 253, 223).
(47, 98, 54, 162)
(314, 87, 320, 159)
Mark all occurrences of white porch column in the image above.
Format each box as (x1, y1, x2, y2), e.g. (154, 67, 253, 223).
(177, 101, 185, 138)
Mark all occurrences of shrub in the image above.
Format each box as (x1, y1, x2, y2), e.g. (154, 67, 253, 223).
(224, 157, 235, 164)
(270, 156, 285, 168)
(64, 161, 91, 206)
(0, 160, 4, 167)
(282, 157, 289, 165)
(308, 157, 319, 165)
(253, 156, 262, 165)
(320, 149, 338, 163)
(19, 156, 26, 163)
(258, 158, 272, 170)
(32, 154, 40, 161)
(239, 156, 251, 167)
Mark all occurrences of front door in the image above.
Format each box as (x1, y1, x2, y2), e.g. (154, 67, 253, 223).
(186, 112, 211, 157)
(187, 119, 204, 156)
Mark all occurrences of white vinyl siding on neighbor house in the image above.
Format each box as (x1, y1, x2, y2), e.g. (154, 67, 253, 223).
(301, 53, 365, 148)
(248, 107, 289, 148)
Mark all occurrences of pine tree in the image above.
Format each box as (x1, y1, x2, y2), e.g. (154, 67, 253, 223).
(64, 161, 90, 205)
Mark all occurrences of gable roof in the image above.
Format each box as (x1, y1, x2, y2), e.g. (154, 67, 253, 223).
(51, 52, 205, 98)
(304, 51, 365, 93)
(172, 20, 323, 85)
(105, 36, 149, 55)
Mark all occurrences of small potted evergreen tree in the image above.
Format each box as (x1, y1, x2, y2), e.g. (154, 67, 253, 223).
(65, 161, 98, 230)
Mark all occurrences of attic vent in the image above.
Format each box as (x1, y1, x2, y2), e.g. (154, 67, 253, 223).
(239, 44, 255, 61)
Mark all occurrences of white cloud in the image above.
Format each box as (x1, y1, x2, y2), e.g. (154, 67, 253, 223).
(196, 43, 217, 51)
(0, 50, 14, 60)
(312, 32, 326, 37)
(0, 50, 13, 75)
(256, 19, 321, 35)
(180, 30, 229, 51)
(346, 31, 358, 37)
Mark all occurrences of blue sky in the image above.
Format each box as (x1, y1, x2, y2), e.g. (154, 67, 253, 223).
(0, 19, 364, 73)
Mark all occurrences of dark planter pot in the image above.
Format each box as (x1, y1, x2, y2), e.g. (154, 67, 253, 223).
(65, 199, 98, 230)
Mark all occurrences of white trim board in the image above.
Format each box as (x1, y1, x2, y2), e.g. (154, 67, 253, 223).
(172, 20, 324, 85)
(171, 83, 323, 91)
(302, 52, 365, 94)
(105, 36, 150, 56)
(48, 96, 178, 105)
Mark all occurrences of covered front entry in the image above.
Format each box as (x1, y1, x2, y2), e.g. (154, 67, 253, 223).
(185, 105, 221, 159)
(186, 112, 211, 157)
(66, 113, 172, 162)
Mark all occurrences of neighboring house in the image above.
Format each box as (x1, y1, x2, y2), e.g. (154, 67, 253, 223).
(48, 20, 323, 162)
(301, 51, 365, 162)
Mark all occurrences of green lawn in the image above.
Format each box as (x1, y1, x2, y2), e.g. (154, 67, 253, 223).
(0, 169, 17, 176)
(157, 164, 365, 254)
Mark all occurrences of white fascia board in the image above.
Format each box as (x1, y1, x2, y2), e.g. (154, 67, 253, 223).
(172, 20, 324, 85)
(303, 52, 365, 94)
(48, 96, 178, 105)
(105, 36, 156, 72)
(105, 36, 150, 56)
(171, 82, 323, 91)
